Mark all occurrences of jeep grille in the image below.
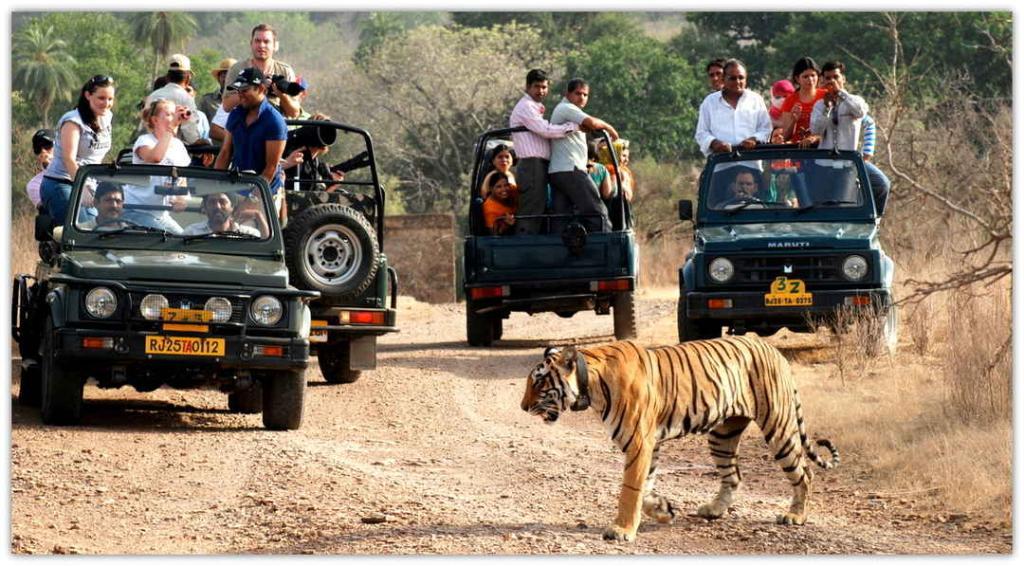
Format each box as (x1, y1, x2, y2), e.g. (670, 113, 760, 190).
(732, 254, 844, 285)
(128, 292, 246, 323)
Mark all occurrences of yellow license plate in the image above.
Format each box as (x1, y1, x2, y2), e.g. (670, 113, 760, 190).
(310, 319, 328, 343)
(764, 277, 813, 307)
(144, 336, 225, 356)
(161, 308, 213, 323)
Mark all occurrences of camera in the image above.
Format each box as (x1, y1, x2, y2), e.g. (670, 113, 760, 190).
(270, 75, 305, 97)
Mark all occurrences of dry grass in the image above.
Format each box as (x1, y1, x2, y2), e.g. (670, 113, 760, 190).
(10, 208, 38, 277)
(797, 268, 1012, 524)
(638, 235, 689, 288)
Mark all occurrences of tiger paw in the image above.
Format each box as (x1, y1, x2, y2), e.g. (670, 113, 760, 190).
(643, 498, 677, 524)
(601, 525, 636, 542)
(775, 512, 806, 526)
(696, 501, 728, 520)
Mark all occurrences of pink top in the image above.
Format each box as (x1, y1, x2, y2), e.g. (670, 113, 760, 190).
(509, 94, 577, 160)
(26, 172, 43, 206)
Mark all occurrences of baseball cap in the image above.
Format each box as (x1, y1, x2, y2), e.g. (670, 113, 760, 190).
(772, 79, 795, 97)
(229, 67, 265, 91)
(31, 129, 55, 154)
(168, 53, 192, 72)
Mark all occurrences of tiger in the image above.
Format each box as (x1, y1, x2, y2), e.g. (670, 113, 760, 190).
(520, 336, 839, 542)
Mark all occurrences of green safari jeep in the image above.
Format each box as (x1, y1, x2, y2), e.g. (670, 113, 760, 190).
(12, 163, 318, 429)
(677, 147, 897, 353)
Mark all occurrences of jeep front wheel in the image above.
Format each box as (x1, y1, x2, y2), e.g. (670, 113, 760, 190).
(40, 318, 84, 425)
(677, 298, 722, 342)
(284, 204, 381, 298)
(261, 369, 306, 430)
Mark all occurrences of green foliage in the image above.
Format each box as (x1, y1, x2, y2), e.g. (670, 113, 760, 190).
(126, 12, 199, 80)
(451, 12, 609, 53)
(13, 23, 79, 126)
(687, 12, 1012, 101)
(353, 23, 557, 213)
(565, 34, 705, 161)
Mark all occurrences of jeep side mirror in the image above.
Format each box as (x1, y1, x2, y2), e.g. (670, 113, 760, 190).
(678, 199, 693, 222)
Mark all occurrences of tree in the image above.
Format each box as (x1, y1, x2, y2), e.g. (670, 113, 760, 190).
(13, 24, 79, 127)
(351, 24, 557, 213)
(127, 11, 198, 81)
(565, 34, 705, 162)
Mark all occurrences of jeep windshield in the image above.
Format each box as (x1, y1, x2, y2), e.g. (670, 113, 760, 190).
(700, 151, 873, 222)
(70, 168, 273, 241)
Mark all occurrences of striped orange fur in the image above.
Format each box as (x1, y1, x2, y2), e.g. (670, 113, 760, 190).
(521, 336, 839, 542)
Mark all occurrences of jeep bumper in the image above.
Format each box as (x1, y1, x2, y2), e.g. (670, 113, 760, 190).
(684, 287, 892, 325)
(52, 327, 310, 371)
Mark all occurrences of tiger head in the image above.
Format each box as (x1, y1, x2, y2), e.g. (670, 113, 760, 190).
(521, 345, 587, 424)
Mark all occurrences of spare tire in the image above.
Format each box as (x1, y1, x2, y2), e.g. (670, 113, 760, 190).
(284, 204, 380, 297)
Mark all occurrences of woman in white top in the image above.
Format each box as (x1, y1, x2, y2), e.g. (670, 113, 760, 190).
(123, 98, 192, 232)
(41, 75, 116, 223)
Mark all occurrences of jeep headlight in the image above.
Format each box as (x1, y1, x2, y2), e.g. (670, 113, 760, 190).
(708, 257, 735, 284)
(85, 287, 117, 319)
(842, 255, 869, 281)
(204, 297, 233, 323)
(250, 296, 283, 326)
(140, 294, 168, 320)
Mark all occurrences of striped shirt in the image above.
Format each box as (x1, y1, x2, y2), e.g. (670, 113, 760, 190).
(509, 94, 578, 160)
(861, 114, 876, 157)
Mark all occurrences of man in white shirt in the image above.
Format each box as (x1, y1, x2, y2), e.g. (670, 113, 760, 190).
(694, 59, 772, 157)
(549, 78, 619, 233)
(810, 60, 889, 212)
(182, 192, 261, 236)
(508, 69, 578, 234)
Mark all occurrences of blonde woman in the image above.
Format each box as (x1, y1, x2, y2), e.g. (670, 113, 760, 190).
(123, 98, 191, 232)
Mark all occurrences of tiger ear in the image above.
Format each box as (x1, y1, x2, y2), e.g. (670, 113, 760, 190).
(559, 345, 578, 368)
(543, 346, 561, 361)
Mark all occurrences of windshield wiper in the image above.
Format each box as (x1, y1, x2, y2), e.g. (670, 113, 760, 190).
(721, 198, 790, 215)
(182, 230, 263, 243)
(97, 223, 173, 240)
(795, 199, 858, 214)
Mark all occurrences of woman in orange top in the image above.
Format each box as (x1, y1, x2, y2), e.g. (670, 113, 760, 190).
(780, 57, 826, 146)
(482, 172, 518, 235)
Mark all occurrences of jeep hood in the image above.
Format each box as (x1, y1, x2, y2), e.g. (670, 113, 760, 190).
(697, 222, 877, 252)
(62, 249, 288, 288)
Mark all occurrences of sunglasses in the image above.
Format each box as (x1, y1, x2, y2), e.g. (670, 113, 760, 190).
(88, 74, 115, 87)
(725, 75, 747, 82)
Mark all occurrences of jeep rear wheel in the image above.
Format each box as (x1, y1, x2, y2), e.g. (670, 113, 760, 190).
(284, 204, 380, 298)
(40, 318, 84, 425)
(228, 383, 263, 414)
(677, 298, 722, 342)
(613, 291, 637, 340)
(261, 369, 306, 430)
(318, 343, 361, 384)
(466, 303, 495, 347)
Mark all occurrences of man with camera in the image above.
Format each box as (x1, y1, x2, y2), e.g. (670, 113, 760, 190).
(214, 67, 288, 218)
(222, 24, 300, 118)
(144, 54, 206, 145)
(809, 60, 891, 214)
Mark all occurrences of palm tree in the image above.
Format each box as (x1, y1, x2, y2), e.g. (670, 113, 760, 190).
(13, 24, 79, 127)
(127, 12, 198, 82)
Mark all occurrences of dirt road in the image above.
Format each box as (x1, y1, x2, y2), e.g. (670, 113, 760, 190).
(9, 290, 1011, 555)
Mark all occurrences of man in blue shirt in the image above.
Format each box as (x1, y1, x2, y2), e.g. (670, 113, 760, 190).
(214, 67, 287, 202)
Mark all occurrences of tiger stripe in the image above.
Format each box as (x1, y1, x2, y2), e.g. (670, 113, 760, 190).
(521, 335, 840, 542)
